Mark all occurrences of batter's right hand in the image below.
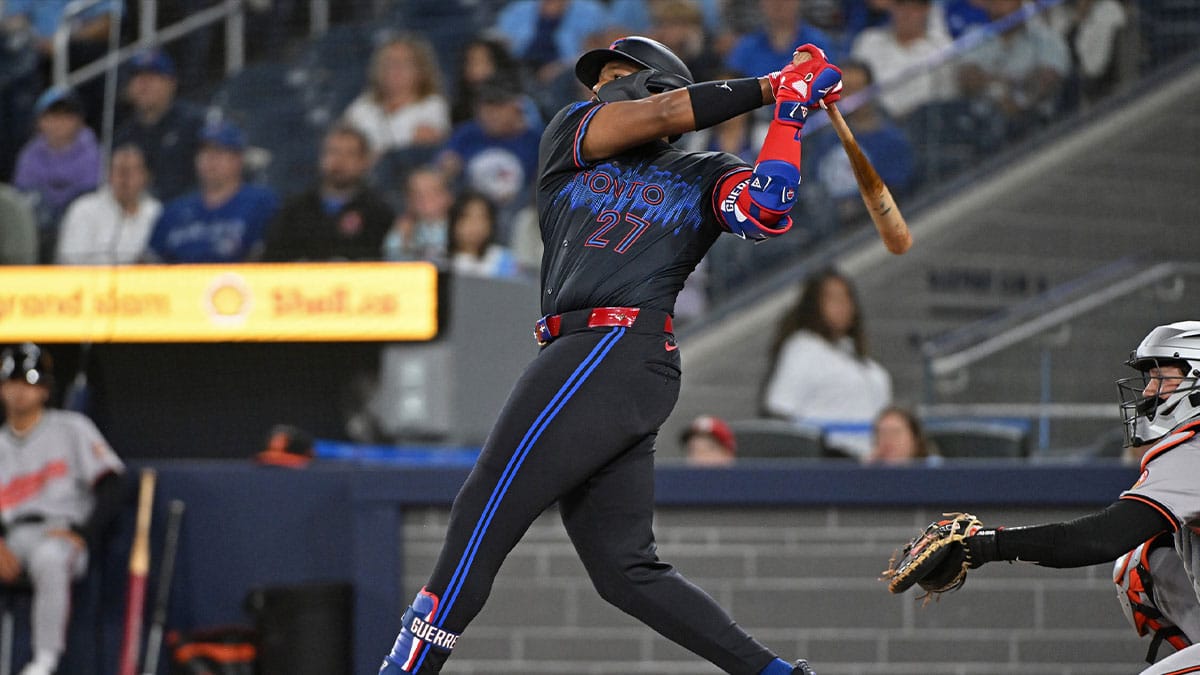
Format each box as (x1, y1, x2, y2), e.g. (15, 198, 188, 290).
(0, 539, 21, 583)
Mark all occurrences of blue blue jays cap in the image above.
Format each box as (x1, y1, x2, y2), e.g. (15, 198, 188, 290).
(33, 86, 84, 117)
(129, 48, 176, 77)
(199, 120, 246, 152)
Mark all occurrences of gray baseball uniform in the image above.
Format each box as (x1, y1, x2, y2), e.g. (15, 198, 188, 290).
(0, 409, 124, 656)
(1122, 422, 1200, 673)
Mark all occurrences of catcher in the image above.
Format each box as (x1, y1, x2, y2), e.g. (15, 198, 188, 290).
(884, 321, 1200, 675)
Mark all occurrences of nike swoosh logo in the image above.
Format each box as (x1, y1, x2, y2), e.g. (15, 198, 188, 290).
(664, 341, 678, 352)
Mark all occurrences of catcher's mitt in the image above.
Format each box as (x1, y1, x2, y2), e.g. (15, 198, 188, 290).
(882, 512, 984, 603)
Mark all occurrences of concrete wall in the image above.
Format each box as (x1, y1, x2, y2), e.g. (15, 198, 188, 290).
(403, 505, 1148, 675)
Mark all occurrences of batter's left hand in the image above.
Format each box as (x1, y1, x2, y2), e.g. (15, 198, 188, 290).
(769, 44, 843, 110)
(48, 528, 86, 553)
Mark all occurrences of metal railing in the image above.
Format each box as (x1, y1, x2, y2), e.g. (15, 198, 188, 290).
(919, 261, 1200, 450)
(49, 0, 332, 169)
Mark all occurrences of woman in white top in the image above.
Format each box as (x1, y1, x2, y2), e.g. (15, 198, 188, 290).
(55, 144, 161, 265)
(447, 191, 518, 279)
(761, 269, 893, 459)
(342, 34, 451, 154)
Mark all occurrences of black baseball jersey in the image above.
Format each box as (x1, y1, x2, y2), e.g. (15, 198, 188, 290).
(537, 101, 747, 316)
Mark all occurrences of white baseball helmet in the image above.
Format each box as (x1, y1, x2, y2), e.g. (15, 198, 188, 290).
(1117, 321, 1200, 447)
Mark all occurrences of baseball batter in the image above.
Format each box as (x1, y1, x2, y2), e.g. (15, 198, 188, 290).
(0, 343, 125, 675)
(894, 321, 1200, 674)
(380, 37, 843, 675)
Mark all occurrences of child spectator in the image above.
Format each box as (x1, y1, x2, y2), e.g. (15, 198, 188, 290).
(14, 86, 100, 262)
(447, 192, 519, 279)
(681, 415, 738, 467)
(450, 35, 525, 126)
(383, 166, 453, 264)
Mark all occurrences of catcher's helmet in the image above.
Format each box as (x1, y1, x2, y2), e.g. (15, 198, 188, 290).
(574, 36, 693, 102)
(0, 342, 53, 388)
(1117, 321, 1200, 446)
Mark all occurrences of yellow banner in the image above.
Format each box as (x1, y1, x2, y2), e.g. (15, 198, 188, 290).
(0, 263, 438, 342)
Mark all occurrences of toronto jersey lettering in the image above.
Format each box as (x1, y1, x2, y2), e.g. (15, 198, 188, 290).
(536, 101, 746, 315)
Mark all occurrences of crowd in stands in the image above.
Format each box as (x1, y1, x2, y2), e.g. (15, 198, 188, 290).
(0, 0, 1177, 305)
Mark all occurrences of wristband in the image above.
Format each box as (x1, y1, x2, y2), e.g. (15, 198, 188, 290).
(687, 77, 765, 131)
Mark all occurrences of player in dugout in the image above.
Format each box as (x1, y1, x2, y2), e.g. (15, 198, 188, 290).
(0, 343, 125, 675)
(379, 37, 843, 675)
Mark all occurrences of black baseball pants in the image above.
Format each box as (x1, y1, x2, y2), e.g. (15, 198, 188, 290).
(403, 317, 777, 674)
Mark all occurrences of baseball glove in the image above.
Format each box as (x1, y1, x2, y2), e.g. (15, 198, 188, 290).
(882, 512, 984, 603)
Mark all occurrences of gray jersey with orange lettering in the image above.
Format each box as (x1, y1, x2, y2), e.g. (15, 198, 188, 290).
(1122, 426, 1200, 611)
(0, 409, 124, 529)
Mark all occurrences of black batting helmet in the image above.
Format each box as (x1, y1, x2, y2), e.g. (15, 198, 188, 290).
(574, 36, 693, 102)
(0, 343, 53, 388)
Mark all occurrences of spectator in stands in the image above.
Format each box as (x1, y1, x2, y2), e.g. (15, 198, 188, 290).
(263, 124, 393, 262)
(646, 0, 723, 84)
(761, 269, 892, 459)
(842, 0, 894, 47)
(0, 14, 41, 183)
(493, 0, 611, 85)
(850, 0, 955, 120)
(447, 192, 520, 278)
(803, 61, 914, 225)
(450, 35, 525, 126)
(0, 0, 119, 131)
(866, 406, 937, 465)
(439, 78, 543, 234)
(1047, 0, 1128, 104)
(145, 120, 279, 263)
(114, 48, 206, 202)
(383, 166, 453, 264)
(14, 86, 100, 262)
(342, 34, 451, 154)
(55, 144, 160, 265)
(608, 0, 723, 35)
(0, 184, 37, 264)
(943, 0, 990, 39)
(725, 0, 839, 78)
(681, 415, 738, 467)
(958, 0, 1071, 138)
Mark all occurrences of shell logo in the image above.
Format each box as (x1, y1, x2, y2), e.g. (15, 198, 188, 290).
(205, 273, 252, 324)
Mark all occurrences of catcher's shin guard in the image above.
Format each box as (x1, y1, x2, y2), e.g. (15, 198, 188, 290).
(380, 588, 461, 673)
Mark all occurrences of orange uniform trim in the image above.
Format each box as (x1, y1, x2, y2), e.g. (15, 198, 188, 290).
(1140, 420, 1200, 472)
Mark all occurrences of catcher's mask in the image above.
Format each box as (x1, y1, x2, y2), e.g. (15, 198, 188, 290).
(0, 342, 53, 389)
(1117, 321, 1200, 447)
(574, 36, 694, 103)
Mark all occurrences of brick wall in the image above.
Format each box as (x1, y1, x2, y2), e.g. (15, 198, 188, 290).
(401, 505, 1151, 675)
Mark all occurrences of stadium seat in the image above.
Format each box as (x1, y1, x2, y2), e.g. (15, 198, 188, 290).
(725, 419, 830, 460)
(924, 420, 1031, 460)
(904, 99, 1005, 189)
(211, 61, 298, 115)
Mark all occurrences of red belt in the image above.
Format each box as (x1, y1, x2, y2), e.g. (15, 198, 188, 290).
(535, 307, 673, 346)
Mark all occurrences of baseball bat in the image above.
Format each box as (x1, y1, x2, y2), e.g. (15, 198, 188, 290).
(141, 499, 185, 675)
(119, 469, 156, 675)
(793, 51, 912, 254)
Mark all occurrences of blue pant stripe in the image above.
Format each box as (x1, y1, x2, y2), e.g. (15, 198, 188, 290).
(411, 328, 624, 671)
